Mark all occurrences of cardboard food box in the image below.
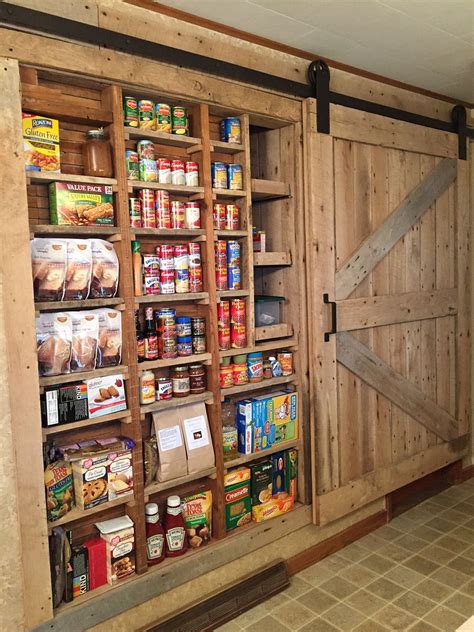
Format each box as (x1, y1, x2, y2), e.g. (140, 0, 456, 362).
(269, 391, 298, 444)
(83, 537, 107, 590)
(95, 515, 135, 585)
(249, 460, 273, 506)
(22, 113, 60, 173)
(271, 451, 285, 495)
(285, 449, 298, 499)
(251, 395, 275, 451)
(183, 490, 212, 548)
(251, 493, 294, 523)
(72, 546, 89, 599)
(49, 181, 114, 225)
(237, 399, 253, 455)
(223, 467, 251, 531)
(41, 382, 89, 427)
(86, 374, 126, 419)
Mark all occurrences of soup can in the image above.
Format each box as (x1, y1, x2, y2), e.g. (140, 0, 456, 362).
(188, 242, 201, 266)
(144, 275, 160, 295)
(215, 240, 227, 267)
(211, 162, 228, 189)
(216, 266, 228, 290)
(213, 203, 226, 229)
(228, 164, 243, 190)
(156, 377, 173, 399)
(171, 106, 189, 135)
(139, 189, 156, 228)
(155, 190, 171, 228)
(138, 99, 155, 129)
(159, 269, 175, 294)
(231, 323, 247, 348)
(171, 159, 185, 185)
(157, 158, 171, 184)
(220, 117, 241, 144)
(129, 198, 141, 228)
(159, 244, 174, 270)
(189, 267, 203, 293)
(227, 265, 241, 290)
(225, 204, 240, 230)
(137, 139, 155, 160)
(123, 96, 138, 127)
(218, 325, 231, 351)
(230, 298, 245, 324)
(139, 158, 158, 182)
(185, 202, 201, 229)
(185, 161, 199, 187)
(171, 201, 185, 229)
(174, 244, 188, 270)
(226, 240, 240, 267)
(175, 268, 189, 293)
(217, 300, 230, 325)
(155, 103, 171, 133)
(125, 150, 139, 180)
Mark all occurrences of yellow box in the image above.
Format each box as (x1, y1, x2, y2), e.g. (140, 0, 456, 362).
(251, 493, 294, 523)
(22, 113, 60, 172)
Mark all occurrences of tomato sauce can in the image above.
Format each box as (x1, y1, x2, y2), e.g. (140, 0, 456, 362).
(129, 198, 141, 228)
(171, 106, 189, 136)
(175, 268, 189, 293)
(159, 269, 175, 294)
(218, 325, 231, 351)
(138, 100, 155, 129)
(228, 164, 243, 190)
(231, 299, 246, 324)
(139, 189, 156, 228)
(155, 190, 171, 228)
(125, 150, 139, 180)
(171, 201, 185, 229)
(215, 240, 227, 267)
(159, 244, 174, 270)
(218, 300, 230, 326)
(211, 162, 228, 189)
(185, 161, 199, 187)
(231, 323, 247, 348)
(189, 267, 203, 293)
(216, 266, 228, 290)
(137, 140, 155, 160)
(123, 96, 138, 127)
(171, 159, 185, 185)
(155, 103, 171, 133)
(225, 204, 240, 230)
(213, 203, 226, 229)
(156, 377, 173, 399)
(185, 202, 201, 229)
(157, 158, 171, 184)
(220, 117, 241, 144)
(174, 244, 188, 270)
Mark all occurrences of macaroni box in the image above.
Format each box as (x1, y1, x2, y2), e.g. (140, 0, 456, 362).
(250, 460, 273, 506)
(223, 467, 251, 530)
(95, 515, 136, 585)
(22, 113, 60, 173)
(270, 391, 298, 444)
(271, 451, 285, 495)
(251, 493, 294, 523)
(49, 181, 114, 225)
(237, 400, 253, 454)
(251, 395, 275, 451)
(285, 449, 298, 499)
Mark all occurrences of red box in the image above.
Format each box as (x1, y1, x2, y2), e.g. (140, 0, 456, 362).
(83, 537, 107, 590)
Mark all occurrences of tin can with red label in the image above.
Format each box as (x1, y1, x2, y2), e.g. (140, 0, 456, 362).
(231, 323, 247, 348)
(175, 268, 189, 293)
(231, 299, 246, 324)
(171, 159, 185, 185)
(185, 161, 199, 187)
(137, 140, 155, 160)
(225, 204, 240, 230)
(213, 204, 226, 229)
(216, 266, 228, 290)
(139, 188, 156, 228)
(189, 267, 203, 293)
(144, 275, 160, 295)
(155, 190, 170, 228)
(171, 201, 185, 229)
(185, 202, 201, 229)
(156, 377, 173, 399)
(218, 325, 231, 351)
(129, 198, 141, 228)
(159, 269, 175, 294)
(157, 157, 171, 184)
(215, 240, 227, 267)
(159, 244, 174, 271)
(218, 300, 230, 326)
(188, 242, 201, 267)
(174, 244, 188, 270)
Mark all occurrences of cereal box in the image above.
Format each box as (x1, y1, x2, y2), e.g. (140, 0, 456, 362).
(49, 181, 114, 225)
(86, 374, 126, 419)
(95, 515, 135, 585)
(270, 391, 298, 444)
(251, 493, 294, 523)
(250, 460, 273, 506)
(224, 467, 251, 531)
(22, 113, 60, 172)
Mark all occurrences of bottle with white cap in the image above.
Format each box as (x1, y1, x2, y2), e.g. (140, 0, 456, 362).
(164, 495, 188, 557)
(145, 502, 165, 565)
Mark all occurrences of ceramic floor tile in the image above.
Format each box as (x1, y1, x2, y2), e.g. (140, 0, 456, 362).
(233, 604, 267, 628)
(394, 535, 428, 554)
(410, 526, 443, 544)
(282, 576, 313, 599)
(298, 564, 337, 587)
(357, 533, 389, 551)
(216, 622, 242, 631)
(403, 555, 440, 576)
(464, 518, 474, 530)
(424, 517, 458, 533)
(413, 578, 456, 602)
(337, 542, 370, 563)
(245, 615, 290, 631)
(445, 555, 474, 577)
(377, 543, 413, 563)
(430, 566, 470, 589)
(441, 508, 473, 525)
(315, 554, 349, 575)
(407, 620, 439, 632)
(372, 603, 418, 631)
(345, 588, 387, 617)
(453, 502, 474, 515)
(389, 515, 419, 533)
(443, 591, 474, 618)
(272, 601, 315, 630)
(352, 620, 390, 632)
(392, 591, 437, 618)
(423, 605, 466, 631)
(296, 587, 338, 615)
(465, 545, 474, 560)
(418, 544, 457, 565)
(461, 579, 474, 596)
(359, 554, 395, 574)
(318, 575, 358, 600)
(365, 578, 405, 601)
(420, 501, 447, 515)
(299, 618, 340, 632)
(383, 564, 425, 589)
(261, 592, 291, 613)
(451, 526, 474, 543)
(323, 602, 366, 631)
(374, 525, 404, 542)
(338, 563, 379, 587)
(435, 534, 468, 554)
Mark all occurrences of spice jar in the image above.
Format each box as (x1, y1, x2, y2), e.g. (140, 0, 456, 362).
(247, 352, 263, 382)
(171, 366, 190, 397)
(189, 364, 206, 394)
(82, 128, 113, 177)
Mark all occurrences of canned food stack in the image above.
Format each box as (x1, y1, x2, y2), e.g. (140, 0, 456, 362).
(217, 299, 247, 351)
(215, 241, 241, 291)
(220, 350, 293, 390)
(123, 96, 189, 135)
(126, 140, 199, 186)
(129, 189, 201, 230)
(220, 117, 242, 144)
(138, 308, 206, 362)
(137, 242, 203, 295)
(213, 203, 240, 231)
(140, 363, 207, 405)
(211, 162, 243, 190)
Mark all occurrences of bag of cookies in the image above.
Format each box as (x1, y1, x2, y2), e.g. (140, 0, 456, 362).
(69, 311, 99, 373)
(90, 240, 119, 299)
(95, 308, 122, 368)
(45, 459, 75, 523)
(64, 239, 92, 300)
(36, 312, 72, 376)
(31, 238, 67, 302)
(153, 409, 187, 481)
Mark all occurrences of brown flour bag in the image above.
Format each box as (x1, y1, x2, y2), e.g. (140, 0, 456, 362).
(180, 403, 215, 474)
(153, 409, 187, 482)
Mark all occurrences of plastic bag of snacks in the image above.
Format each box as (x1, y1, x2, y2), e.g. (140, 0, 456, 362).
(30, 238, 67, 302)
(64, 239, 92, 300)
(69, 311, 99, 373)
(36, 312, 72, 376)
(90, 240, 119, 298)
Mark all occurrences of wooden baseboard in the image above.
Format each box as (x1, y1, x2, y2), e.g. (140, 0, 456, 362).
(456, 464, 474, 483)
(286, 510, 387, 576)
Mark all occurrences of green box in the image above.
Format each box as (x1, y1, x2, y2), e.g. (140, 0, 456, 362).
(285, 449, 298, 499)
(49, 181, 114, 225)
(250, 460, 273, 506)
(224, 468, 251, 531)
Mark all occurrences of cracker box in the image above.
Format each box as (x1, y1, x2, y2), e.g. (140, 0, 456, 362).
(224, 467, 251, 531)
(95, 515, 136, 585)
(49, 181, 114, 225)
(271, 451, 285, 495)
(270, 391, 298, 444)
(22, 113, 60, 173)
(250, 460, 273, 506)
(236, 399, 253, 454)
(285, 449, 298, 499)
(86, 374, 126, 419)
(251, 493, 294, 523)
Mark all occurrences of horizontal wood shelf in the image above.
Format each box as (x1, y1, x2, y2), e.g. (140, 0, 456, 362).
(35, 297, 124, 311)
(124, 127, 201, 148)
(39, 365, 129, 387)
(255, 323, 293, 341)
(138, 353, 212, 371)
(140, 390, 214, 415)
(30, 224, 119, 237)
(215, 230, 248, 238)
(55, 573, 138, 614)
(219, 337, 298, 358)
(128, 181, 204, 196)
(220, 375, 296, 399)
(22, 95, 113, 126)
(42, 410, 132, 437)
(144, 466, 217, 498)
(131, 228, 206, 238)
(251, 178, 291, 201)
(27, 172, 118, 186)
(211, 140, 245, 154)
(224, 439, 299, 470)
(254, 251, 291, 266)
(213, 188, 247, 199)
(217, 289, 250, 299)
(47, 494, 133, 529)
(135, 292, 208, 304)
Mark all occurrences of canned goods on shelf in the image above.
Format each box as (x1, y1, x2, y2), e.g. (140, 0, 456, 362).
(220, 117, 241, 144)
(144, 275, 160, 295)
(233, 360, 248, 385)
(157, 158, 171, 184)
(189, 364, 206, 394)
(177, 336, 193, 357)
(211, 162, 228, 189)
(278, 351, 293, 376)
(171, 160, 185, 186)
(216, 266, 228, 291)
(155, 190, 171, 228)
(225, 204, 240, 230)
(171, 201, 185, 229)
(155, 103, 171, 133)
(139, 189, 156, 228)
(185, 161, 199, 187)
(176, 316, 192, 337)
(156, 377, 173, 400)
(174, 244, 188, 270)
(192, 335, 206, 354)
(138, 100, 155, 130)
(217, 301, 230, 325)
(143, 255, 160, 276)
(123, 96, 138, 128)
(129, 198, 141, 228)
(139, 159, 158, 182)
(227, 266, 241, 291)
(159, 269, 175, 294)
(220, 364, 233, 388)
(228, 164, 243, 190)
(137, 140, 155, 160)
(171, 106, 189, 136)
(159, 244, 174, 269)
(188, 242, 201, 266)
(185, 202, 201, 229)
(231, 299, 246, 324)
(189, 267, 203, 293)
(213, 203, 226, 229)
(175, 268, 190, 293)
(226, 240, 240, 266)
(192, 317, 206, 337)
(125, 150, 139, 180)
(231, 323, 246, 348)
(218, 324, 231, 351)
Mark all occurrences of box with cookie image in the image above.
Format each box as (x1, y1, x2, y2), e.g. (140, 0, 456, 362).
(95, 515, 136, 585)
(49, 182, 114, 226)
(86, 373, 126, 418)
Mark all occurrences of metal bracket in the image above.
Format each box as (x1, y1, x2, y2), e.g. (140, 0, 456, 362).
(323, 293, 337, 342)
(308, 60, 331, 134)
(452, 105, 467, 160)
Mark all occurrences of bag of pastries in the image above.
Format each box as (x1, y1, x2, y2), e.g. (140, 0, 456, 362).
(36, 312, 72, 376)
(90, 240, 119, 299)
(31, 238, 67, 302)
(69, 311, 99, 373)
(64, 239, 92, 300)
(94, 308, 122, 368)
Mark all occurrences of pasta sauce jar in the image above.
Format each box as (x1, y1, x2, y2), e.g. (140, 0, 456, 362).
(189, 364, 206, 394)
(171, 366, 190, 397)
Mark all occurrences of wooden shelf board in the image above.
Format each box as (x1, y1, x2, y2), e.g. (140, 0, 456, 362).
(30, 224, 119, 236)
(140, 390, 214, 415)
(251, 178, 291, 201)
(131, 228, 206, 238)
(125, 127, 201, 148)
(254, 251, 291, 266)
(211, 140, 245, 155)
(224, 439, 299, 470)
(35, 297, 124, 311)
(215, 230, 248, 238)
(221, 375, 296, 399)
(138, 353, 212, 371)
(225, 502, 303, 538)
(128, 181, 204, 196)
(219, 337, 298, 358)
(255, 324, 293, 341)
(135, 292, 208, 304)
(42, 410, 132, 437)
(22, 96, 113, 126)
(217, 289, 250, 299)
(47, 494, 133, 529)
(144, 467, 217, 497)
(39, 365, 129, 387)
(27, 172, 117, 186)
(55, 573, 138, 614)
(213, 188, 247, 199)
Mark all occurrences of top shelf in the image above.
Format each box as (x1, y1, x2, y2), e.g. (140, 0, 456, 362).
(251, 178, 291, 201)
(124, 127, 201, 148)
(211, 140, 245, 155)
(26, 172, 118, 187)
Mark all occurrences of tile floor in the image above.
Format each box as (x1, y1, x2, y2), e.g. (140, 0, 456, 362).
(217, 478, 474, 631)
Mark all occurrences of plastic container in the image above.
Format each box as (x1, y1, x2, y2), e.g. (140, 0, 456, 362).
(254, 295, 285, 326)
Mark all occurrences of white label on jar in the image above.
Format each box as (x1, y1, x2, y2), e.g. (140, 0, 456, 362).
(147, 534, 164, 559)
(183, 415, 210, 450)
(158, 425, 183, 452)
(166, 526, 185, 551)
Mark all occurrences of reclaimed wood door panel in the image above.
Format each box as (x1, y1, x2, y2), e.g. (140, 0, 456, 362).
(304, 100, 470, 524)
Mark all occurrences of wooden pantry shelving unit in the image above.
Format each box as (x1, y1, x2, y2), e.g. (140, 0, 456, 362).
(15, 66, 309, 625)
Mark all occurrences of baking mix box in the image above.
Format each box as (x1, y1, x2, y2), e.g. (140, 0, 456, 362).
(95, 515, 136, 585)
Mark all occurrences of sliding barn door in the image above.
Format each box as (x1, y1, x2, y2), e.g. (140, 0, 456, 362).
(304, 99, 470, 525)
